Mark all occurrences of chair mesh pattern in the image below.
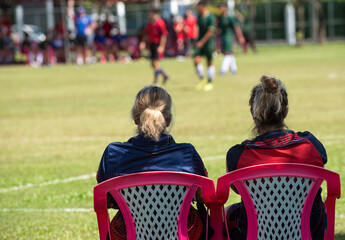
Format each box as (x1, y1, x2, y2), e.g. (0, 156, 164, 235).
(244, 176, 313, 240)
(120, 184, 188, 240)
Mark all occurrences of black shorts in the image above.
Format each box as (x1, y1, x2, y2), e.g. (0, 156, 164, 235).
(76, 35, 87, 47)
(185, 38, 197, 47)
(149, 43, 159, 60)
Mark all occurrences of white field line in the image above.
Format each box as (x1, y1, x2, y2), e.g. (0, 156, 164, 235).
(0, 155, 223, 194)
(0, 173, 96, 194)
(203, 155, 224, 161)
(0, 208, 93, 213)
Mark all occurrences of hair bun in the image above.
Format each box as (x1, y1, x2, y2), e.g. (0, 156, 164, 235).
(260, 75, 279, 94)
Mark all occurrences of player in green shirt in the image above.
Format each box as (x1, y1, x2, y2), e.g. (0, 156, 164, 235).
(194, 0, 216, 92)
(217, 3, 245, 75)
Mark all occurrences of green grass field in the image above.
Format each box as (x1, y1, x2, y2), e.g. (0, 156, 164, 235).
(0, 42, 344, 239)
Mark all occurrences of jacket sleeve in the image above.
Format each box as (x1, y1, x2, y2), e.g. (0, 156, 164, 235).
(96, 146, 109, 183)
(226, 143, 247, 172)
(193, 147, 208, 177)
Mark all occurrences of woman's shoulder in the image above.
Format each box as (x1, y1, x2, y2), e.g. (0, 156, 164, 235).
(107, 141, 130, 148)
(174, 142, 195, 149)
(226, 140, 249, 172)
(228, 139, 250, 153)
(296, 130, 327, 164)
(295, 131, 325, 148)
(104, 140, 134, 154)
(296, 130, 318, 139)
(227, 140, 250, 161)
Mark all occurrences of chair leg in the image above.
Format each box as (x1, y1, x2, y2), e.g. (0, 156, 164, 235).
(209, 203, 223, 240)
(324, 197, 336, 240)
(97, 211, 111, 240)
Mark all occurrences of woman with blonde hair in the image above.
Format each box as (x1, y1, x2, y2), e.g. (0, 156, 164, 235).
(97, 86, 207, 239)
(225, 75, 327, 240)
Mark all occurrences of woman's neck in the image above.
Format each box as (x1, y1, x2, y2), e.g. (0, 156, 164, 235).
(257, 126, 284, 136)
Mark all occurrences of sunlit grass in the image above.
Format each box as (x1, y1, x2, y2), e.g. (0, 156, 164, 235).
(0, 42, 344, 239)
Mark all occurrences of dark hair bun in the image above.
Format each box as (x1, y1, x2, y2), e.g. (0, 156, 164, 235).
(260, 75, 279, 93)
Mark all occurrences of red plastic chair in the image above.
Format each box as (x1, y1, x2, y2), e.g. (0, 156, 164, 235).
(94, 171, 222, 240)
(217, 163, 341, 240)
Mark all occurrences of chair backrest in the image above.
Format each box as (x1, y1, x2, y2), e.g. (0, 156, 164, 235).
(94, 171, 219, 240)
(217, 163, 341, 240)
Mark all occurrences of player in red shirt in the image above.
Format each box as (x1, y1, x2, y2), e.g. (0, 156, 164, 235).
(139, 8, 169, 84)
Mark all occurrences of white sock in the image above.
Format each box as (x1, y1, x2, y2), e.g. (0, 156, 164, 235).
(196, 63, 204, 79)
(229, 55, 238, 74)
(36, 53, 43, 65)
(220, 55, 231, 74)
(76, 57, 84, 66)
(29, 52, 34, 64)
(207, 65, 215, 82)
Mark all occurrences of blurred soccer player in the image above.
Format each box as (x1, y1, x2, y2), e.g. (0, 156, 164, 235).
(194, 1, 216, 92)
(140, 8, 169, 85)
(218, 3, 245, 75)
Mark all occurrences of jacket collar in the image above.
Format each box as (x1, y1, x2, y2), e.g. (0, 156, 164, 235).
(252, 129, 293, 142)
(128, 133, 175, 147)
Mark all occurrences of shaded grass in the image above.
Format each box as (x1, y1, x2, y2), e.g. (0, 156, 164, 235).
(0, 42, 344, 238)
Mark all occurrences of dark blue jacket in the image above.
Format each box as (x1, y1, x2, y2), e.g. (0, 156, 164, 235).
(97, 134, 207, 183)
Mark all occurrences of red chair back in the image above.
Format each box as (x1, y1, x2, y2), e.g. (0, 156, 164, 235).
(94, 171, 222, 240)
(217, 163, 341, 240)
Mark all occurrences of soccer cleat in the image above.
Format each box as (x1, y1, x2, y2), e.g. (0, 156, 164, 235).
(203, 82, 214, 92)
(230, 69, 238, 75)
(195, 80, 207, 91)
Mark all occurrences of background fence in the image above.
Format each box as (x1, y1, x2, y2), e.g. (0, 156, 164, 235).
(1, 1, 345, 42)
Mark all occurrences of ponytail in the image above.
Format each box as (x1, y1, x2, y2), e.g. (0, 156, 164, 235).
(139, 107, 166, 141)
(131, 86, 172, 141)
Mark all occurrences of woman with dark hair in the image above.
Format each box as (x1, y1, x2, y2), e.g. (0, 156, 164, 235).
(225, 75, 327, 240)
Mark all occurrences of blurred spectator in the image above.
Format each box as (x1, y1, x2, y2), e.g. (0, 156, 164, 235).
(21, 32, 44, 67)
(102, 15, 115, 62)
(112, 25, 129, 62)
(237, 10, 256, 53)
(93, 26, 106, 63)
(127, 36, 140, 60)
(102, 15, 113, 39)
(165, 15, 176, 57)
(184, 9, 198, 56)
(66, 0, 76, 43)
(38, 34, 50, 66)
(0, 11, 13, 64)
(50, 22, 65, 63)
(173, 16, 185, 58)
(75, 6, 96, 65)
